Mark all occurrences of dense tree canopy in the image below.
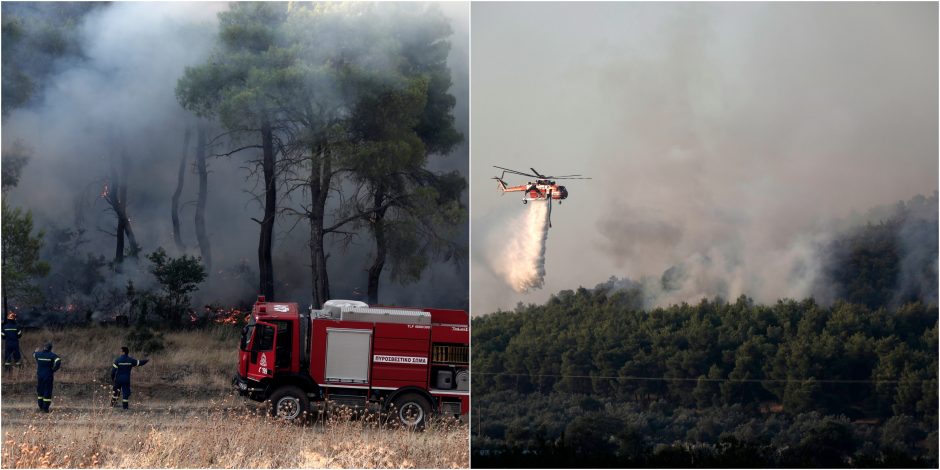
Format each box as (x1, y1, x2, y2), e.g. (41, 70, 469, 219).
(817, 192, 938, 309)
(340, 6, 465, 303)
(177, 3, 466, 307)
(473, 292, 938, 467)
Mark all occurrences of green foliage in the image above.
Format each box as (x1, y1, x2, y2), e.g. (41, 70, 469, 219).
(1, 3, 99, 115)
(472, 289, 938, 466)
(2, 14, 35, 114)
(1, 140, 31, 191)
(819, 192, 938, 309)
(148, 248, 207, 298)
(1, 201, 51, 309)
(125, 323, 166, 355)
(381, 171, 467, 286)
(341, 5, 465, 295)
(147, 247, 207, 327)
(176, 2, 293, 128)
(177, 3, 466, 305)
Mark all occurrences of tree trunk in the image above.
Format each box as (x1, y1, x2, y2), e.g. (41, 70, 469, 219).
(309, 143, 331, 308)
(2, 282, 8, 318)
(108, 150, 139, 267)
(194, 126, 211, 271)
(110, 158, 124, 264)
(111, 157, 126, 265)
(258, 121, 276, 299)
(115, 207, 126, 264)
(171, 127, 190, 253)
(118, 152, 140, 258)
(309, 210, 329, 308)
(367, 184, 388, 305)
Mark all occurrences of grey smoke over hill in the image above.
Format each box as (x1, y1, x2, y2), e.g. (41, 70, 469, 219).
(2, 2, 469, 316)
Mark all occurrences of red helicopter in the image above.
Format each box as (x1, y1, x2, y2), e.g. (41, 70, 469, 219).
(493, 166, 590, 227)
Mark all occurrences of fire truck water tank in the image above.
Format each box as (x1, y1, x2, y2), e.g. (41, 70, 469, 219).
(435, 370, 454, 389)
(321, 299, 369, 316)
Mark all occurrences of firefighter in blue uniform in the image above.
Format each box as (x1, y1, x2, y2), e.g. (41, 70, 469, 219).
(3, 312, 24, 368)
(111, 346, 148, 409)
(34, 343, 61, 412)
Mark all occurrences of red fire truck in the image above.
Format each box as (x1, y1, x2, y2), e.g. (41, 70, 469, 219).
(234, 297, 469, 427)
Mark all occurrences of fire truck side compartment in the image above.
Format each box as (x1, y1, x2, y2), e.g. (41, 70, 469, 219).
(441, 401, 462, 417)
(325, 328, 372, 384)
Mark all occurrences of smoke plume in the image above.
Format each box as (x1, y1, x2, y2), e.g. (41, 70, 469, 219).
(489, 200, 551, 293)
(470, 3, 937, 315)
(2, 2, 470, 318)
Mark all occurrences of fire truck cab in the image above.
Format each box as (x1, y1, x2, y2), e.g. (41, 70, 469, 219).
(234, 297, 469, 427)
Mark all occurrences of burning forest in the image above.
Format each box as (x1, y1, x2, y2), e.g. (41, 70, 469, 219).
(1, 2, 470, 327)
(470, 2, 936, 468)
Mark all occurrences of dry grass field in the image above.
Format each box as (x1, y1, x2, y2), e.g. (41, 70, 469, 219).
(0, 327, 469, 468)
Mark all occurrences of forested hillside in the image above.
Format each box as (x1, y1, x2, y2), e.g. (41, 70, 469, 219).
(473, 295, 937, 467)
(472, 194, 938, 467)
(816, 192, 938, 309)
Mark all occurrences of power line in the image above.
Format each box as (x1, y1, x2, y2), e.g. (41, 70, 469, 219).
(475, 371, 937, 385)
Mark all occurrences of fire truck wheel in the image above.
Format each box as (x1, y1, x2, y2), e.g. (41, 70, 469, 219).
(392, 393, 431, 430)
(269, 386, 309, 422)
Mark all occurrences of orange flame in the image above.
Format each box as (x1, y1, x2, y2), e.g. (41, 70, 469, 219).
(195, 306, 249, 325)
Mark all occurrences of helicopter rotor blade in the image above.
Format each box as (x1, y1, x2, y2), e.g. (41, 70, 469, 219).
(493, 165, 590, 180)
(493, 165, 538, 178)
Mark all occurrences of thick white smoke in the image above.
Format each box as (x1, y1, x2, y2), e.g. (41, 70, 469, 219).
(2, 3, 470, 311)
(489, 200, 551, 292)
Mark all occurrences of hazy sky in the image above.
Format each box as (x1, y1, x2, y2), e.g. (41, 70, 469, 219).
(471, 2, 938, 315)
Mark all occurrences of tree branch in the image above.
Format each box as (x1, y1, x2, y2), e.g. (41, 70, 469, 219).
(212, 145, 263, 159)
